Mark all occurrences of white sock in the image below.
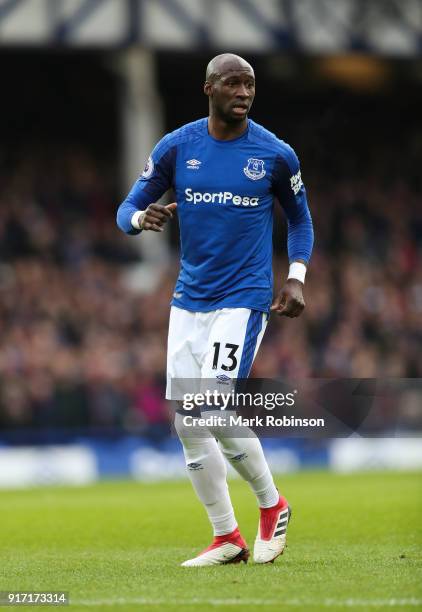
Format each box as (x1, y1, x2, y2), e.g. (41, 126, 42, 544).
(216, 432, 280, 509)
(174, 412, 237, 536)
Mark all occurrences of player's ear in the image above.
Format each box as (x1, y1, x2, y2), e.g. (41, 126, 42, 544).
(204, 81, 213, 97)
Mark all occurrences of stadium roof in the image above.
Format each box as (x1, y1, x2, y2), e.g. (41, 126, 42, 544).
(0, 0, 421, 55)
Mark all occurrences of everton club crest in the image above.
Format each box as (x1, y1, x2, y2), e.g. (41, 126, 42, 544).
(243, 158, 266, 181)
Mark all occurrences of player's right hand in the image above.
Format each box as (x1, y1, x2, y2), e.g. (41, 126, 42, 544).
(141, 202, 177, 232)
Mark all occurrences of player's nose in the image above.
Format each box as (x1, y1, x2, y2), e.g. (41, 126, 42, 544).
(235, 84, 250, 98)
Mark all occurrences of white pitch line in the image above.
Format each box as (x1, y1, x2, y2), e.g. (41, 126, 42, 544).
(72, 598, 422, 608)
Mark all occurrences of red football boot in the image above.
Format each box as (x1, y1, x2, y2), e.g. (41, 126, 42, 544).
(253, 496, 292, 563)
(181, 527, 249, 567)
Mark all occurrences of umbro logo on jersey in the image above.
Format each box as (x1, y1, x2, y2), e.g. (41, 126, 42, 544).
(244, 158, 266, 181)
(186, 159, 201, 169)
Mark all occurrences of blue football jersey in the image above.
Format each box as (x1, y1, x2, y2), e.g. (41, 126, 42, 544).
(117, 118, 313, 313)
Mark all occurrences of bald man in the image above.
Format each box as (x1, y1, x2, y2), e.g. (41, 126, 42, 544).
(117, 54, 314, 566)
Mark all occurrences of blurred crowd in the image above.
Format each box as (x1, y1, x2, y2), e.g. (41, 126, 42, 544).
(0, 138, 421, 436)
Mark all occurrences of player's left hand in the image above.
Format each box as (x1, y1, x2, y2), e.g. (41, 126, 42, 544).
(141, 202, 177, 232)
(270, 279, 305, 318)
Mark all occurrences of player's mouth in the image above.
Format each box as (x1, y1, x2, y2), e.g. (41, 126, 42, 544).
(231, 103, 249, 116)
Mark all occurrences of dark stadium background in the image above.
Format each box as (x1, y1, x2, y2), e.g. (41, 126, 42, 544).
(0, 49, 420, 444)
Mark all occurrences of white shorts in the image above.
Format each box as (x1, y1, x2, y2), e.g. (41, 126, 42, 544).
(166, 306, 268, 400)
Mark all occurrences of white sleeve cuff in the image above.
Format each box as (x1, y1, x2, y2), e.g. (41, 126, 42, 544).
(131, 211, 143, 230)
(288, 262, 307, 284)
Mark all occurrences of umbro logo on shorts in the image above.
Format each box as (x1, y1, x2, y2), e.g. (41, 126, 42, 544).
(216, 374, 231, 384)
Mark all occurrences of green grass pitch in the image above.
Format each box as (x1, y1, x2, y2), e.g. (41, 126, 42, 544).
(1, 471, 421, 611)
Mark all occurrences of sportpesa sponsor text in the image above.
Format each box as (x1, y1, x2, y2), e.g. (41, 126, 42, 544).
(185, 188, 259, 206)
